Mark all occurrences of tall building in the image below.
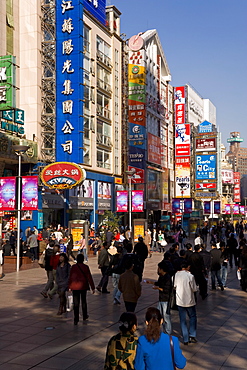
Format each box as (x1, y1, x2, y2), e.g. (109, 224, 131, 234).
(226, 132, 247, 176)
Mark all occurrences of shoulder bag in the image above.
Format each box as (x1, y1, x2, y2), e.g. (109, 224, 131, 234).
(169, 335, 176, 370)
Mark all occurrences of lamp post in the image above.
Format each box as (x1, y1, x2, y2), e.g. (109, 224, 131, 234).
(12, 145, 30, 272)
(177, 182, 188, 229)
(126, 168, 136, 239)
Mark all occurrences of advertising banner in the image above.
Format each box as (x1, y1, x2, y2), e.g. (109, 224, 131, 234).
(0, 55, 16, 110)
(132, 190, 143, 212)
(196, 183, 216, 190)
(195, 137, 216, 151)
(184, 198, 192, 213)
(225, 204, 231, 214)
(0, 177, 16, 210)
(69, 180, 94, 209)
(222, 170, 234, 184)
(148, 133, 161, 165)
(129, 146, 145, 169)
(204, 201, 211, 214)
(239, 206, 245, 215)
(172, 198, 181, 213)
(175, 163, 190, 198)
(22, 176, 38, 210)
(84, 0, 106, 25)
(175, 124, 190, 156)
(56, 1, 84, 162)
(128, 166, 144, 184)
(116, 191, 128, 212)
(198, 120, 212, 133)
(233, 172, 240, 203)
(214, 201, 221, 214)
(174, 86, 185, 125)
(147, 170, 160, 201)
(129, 123, 145, 149)
(233, 204, 239, 214)
(98, 181, 111, 199)
(196, 154, 216, 180)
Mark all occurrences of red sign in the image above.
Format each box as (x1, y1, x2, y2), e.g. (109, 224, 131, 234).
(128, 99, 146, 126)
(41, 162, 85, 189)
(175, 86, 185, 125)
(148, 133, 161, 165)
(233, 172, 241, 203)
(175, 156, 190, 168)
(195, 137, 216, 151)
(128, 166, 144, 184)
(175, 144, 190, 156)
(196, 183, 217, 189)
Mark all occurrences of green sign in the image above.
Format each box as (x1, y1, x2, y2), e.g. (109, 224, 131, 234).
(0, 55, 16, 110)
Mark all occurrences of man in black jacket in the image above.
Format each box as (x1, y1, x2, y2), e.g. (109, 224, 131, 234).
(189, 245, 208, 299)
(210, 242, 224, 291)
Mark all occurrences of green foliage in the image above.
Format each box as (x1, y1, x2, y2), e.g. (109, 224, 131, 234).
(98, 211, 123, 241)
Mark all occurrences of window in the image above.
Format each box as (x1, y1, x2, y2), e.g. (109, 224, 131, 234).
(96, 36, 110, 57)
(97, 92, 110, 120)
(97, 65, 111, 93)
(97, 149, 111, 169)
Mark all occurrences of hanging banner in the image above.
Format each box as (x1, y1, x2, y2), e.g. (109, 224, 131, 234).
(233, 204, 239, 215)
(225, 204, 231, 214)
(0, 177, 16, 210)
(172, 198, 181, 213)
(116, 191, 128, 212)
(132, 190, 143, 212)
(239, 206, 245, 215)
(214, 201, 221, 215)
(22, 176, 38, 210)
(184, 198, 192, 213)
(174, 86, 185, 125)
(204, 201, 211, 214)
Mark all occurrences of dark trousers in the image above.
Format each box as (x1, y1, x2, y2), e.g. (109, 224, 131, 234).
(229, 250, 238, 268)
(195, 274, 208, 298)
(67, 249, 76, 261)
(58, 290, 66, 310)
(73, 290, 87, 321)
(98, 266, 109, 292)
(10, 244, 16, 256)
(30, 247, 38, 260)
(124, 301, 137, 312)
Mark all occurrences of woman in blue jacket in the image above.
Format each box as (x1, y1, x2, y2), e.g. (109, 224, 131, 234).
(135, 307, 186, 370)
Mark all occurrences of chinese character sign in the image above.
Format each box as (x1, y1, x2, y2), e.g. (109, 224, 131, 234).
(84, 0, 106, 25)
(132, 190, 143, 212)
(0, 177, 16, 210)
(233, 172, 241, 203)
(22, 176, 38, 210)
(56, 0, 84, 162)
(174, 86, 185, 125)
(116, 191, 128, 212)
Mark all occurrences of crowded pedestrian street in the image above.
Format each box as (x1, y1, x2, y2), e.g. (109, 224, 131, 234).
(0, 250, 246, 370)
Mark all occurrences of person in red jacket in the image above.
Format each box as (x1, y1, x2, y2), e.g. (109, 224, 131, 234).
(69, 254, 95, 325)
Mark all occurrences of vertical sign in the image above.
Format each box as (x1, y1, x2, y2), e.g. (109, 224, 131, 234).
(233, 172, 240, 203)
(56, 0, 84, 162)
(22, 176, 38, 210)
(132, 190, 143, 212)
(0, 177, 16, 210)
(0, 55, 16, 110)
(214, 201, 221, 215)
(174, 86, 185, 124)
(203, 201, 211, 214)
(116, 191, 128, 212)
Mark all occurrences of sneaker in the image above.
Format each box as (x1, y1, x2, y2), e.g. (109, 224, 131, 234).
(220, 286, 224, 291)
(113, 298, 121, 305)
(184, 342, 189, 345)
(96, 286, 101, 293)
(40, 291, 48, 298)
(189, 337, 197, 343)
(102, 290, 110, 294)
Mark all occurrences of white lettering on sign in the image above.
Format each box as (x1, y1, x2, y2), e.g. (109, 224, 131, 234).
(62, 40, 74, 55)
(0, 67, 7, 81)
(87, 0, 98, 8)
(62, 18, 74, 34)
(62, 60, 74, 74)
(62, 120, 74, 134)
(62, 100, 73, 114)
(61, 140, 72, 154)
(62, 80, 74, 95)
(61, 0, 74, 14)
(0, 86, 7, 102)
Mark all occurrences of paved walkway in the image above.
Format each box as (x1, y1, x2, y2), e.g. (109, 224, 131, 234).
(0, 252, 246, 370)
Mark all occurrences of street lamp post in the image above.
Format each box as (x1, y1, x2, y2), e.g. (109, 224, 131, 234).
(12, 145, 30, 272)
(177, 182, 188, 229)
(126, 168, 136, 239)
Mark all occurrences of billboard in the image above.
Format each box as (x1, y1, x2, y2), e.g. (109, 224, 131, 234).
(214, 201, 221, 215)
(196, 155, 216, 180)
(116, 191, 128, 212)
(225, 204, 231, 214)
(128, 166, 144, 184)
(222, 170, 234, 184)
(56, 0, 84, 162)
(196, 183, 216, 190)
(184, 198, 192, 213)
(132, 190, 143, 212)
(195, 137, 216, 151)
(148, 133, 161, 165)
(0, 55, 16, 110)
(172, 198, 181, 213)
(0, 177, 16, 211)
(175, 157, 190, 198)
(233, 204, 239, 214)
(22, 176, 38, 210)
(129, 123, 145, 149)
(174, 86, 185, 124)
(233, 172, 240, 203)
(69, 180, 94, 209)
(175, 124, 190, 156)
(84, 0, 106, 25)
(204, 201, 211, 214)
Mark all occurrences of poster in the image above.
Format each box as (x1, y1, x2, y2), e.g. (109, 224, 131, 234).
(132, 191, 143, 212)
(172, 198, 181, 213)
(204, 201, 211, 214)
(134, 224, 144, 242)
(0, 177, 16, 211)
(98, 181, 111, 199)
(214, 201, 221, 214)
(184, 199, 192, 213)
(116, 191, 128, 212)
(22, 176, 38, 210)
(196, 155, 216, 180)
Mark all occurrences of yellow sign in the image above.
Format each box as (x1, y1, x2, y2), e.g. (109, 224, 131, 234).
(115, 177, 122, 184)
(134, 224, 144, 242)
(71, 227, 83, 251)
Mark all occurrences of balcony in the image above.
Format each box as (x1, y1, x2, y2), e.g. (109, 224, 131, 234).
(97, 77, 112, 94)
(96, 50, 112, 69)
(97, 104, 111, 120)
(96, 132, 112, 148)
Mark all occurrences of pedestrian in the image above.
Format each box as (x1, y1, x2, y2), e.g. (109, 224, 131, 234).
(210, 242, 224, 291)
(145, 260, 172, 335)
(133, 236, 148, 281)
(9, 231, 16, 256)
(108, 245, 124, 305)
(238, 244, 247, 291)
(40, 241, 56, 298)
(174, 261, 198, 345)
(135, 307, 186, 370)
(188, 244, 208, 300)
(56, 253, 71, 315)
(157, 230, 165, 253)
(66, 233, 76, 262)
(227, 233, 238, 268)
(97, 241, 110, 293)
(104, 312, 138, 370)
(48, 244, 60, 299)
(68, 253, 95, 325)
(220, 241, 229, 288)
(118, 257, 141, 312)
(78, 233, 88, 262)
(27, 231, 39, 261)
(0, 238, 5, 279)
(144, 230, 152, 257)
(151, 228, 158, 252)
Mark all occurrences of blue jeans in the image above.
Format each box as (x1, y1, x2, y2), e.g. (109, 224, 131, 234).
(151, 240, 157, 251)
(82, 248, 88, 262)
(112, 273, 121, 302)
(157, 301, 172, 335)
(178, 305, 197, 343)
(220, 265, 228, 287)
(211, 269, 223, 289)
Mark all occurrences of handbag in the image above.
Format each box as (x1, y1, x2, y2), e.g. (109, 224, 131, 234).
(66, 292, 73, 312)
(161, 239, 167, 247)
(38, 251, 45, 268)
(169, 335, 176, 370)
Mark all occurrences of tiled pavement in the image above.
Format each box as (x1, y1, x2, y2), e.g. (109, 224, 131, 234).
(0, 252, 247, 369)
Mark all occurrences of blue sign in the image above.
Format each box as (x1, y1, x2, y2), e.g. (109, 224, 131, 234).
(198, 120, 212, 133)
(129, 123, 146, 149)
(56, 0, 84, 162)
(84, 0, 106, 25)
(196, 154, 216, 180)
(129, 146, 145, 169)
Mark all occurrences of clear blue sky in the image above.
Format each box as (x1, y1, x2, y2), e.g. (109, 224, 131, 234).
(110, 0, 247, 148)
